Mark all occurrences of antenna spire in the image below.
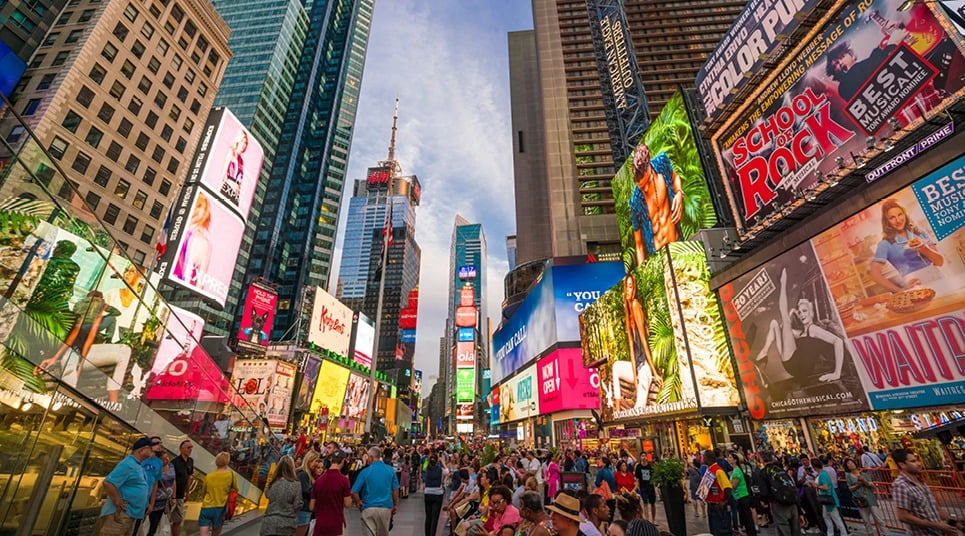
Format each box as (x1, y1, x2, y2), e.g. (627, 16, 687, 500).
(387, 97, 399, 161)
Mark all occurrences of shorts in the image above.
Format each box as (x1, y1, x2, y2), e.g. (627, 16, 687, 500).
(168, 499, 186, 524)
(198, 506, 226, 529)
(640, 485, 657, 504)
(297, 510, 312, 526)
(96, 511, 136, 536)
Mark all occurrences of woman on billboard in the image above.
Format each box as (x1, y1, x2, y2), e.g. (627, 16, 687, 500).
(756, 269, 845, 384)
(621, 274, 662, 407)
(174, 193, 213, 289)
(219, 130, 248, 206)
(868, 199, 944, 293)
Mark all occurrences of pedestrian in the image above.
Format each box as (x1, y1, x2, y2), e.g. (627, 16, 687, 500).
(633, 456, 657, 523)
(199, 451, 236, 536)
(726, 451, 757, 536)
(795, 455, 826, 534)
(485, 485, 521, 533)
(518, 490, 553, 536)
(170, 440, 194, 536)
(96, 436, 154, 536)
(295, 451, 319, 536)
(261, 455, 303, 536)
(545, 492, 589, 536)
(760, 450, 800, 536)
(594, 457, 617, 524)
(423, 455, 447, 536)
(687, 458, 705, 518)
(614, 461, 636, 494)
(146, 450, 177, 536)
(700, 449, 733, 536)
(810, 458, 847, 536)
(400, 456, 410, 499)
(891, 448, 958, 535)
(350, 447, 399, 536)
(580, 493, 609, 536)
(310, 449, 352, 536)
(844, 457, 885, 534)
(545, 453, 561, 501)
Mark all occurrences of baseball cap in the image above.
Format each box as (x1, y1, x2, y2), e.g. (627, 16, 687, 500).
(132, 437, 154, 451)
(331, 450, 348, 462)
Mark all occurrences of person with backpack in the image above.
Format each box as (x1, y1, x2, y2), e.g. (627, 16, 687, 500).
(423, 455, 447, 536)
(760, 450, 801, 536)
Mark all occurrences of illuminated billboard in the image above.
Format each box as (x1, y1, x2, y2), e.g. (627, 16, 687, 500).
(366, 166, 391, 186)
(456, 368, 476, 403)
(492, 261, 624, 384)
(713, 0, 965, 237)
(352, 312, 375, 368)
(457, 327, 475, 342)
(230, 359, 296, 429)
(238, 283, 277, 348)
(612, 91, 717, 272)
(455, 305, 477, 328)
(537, 348, 600, 413)
(455, 341, 476, 368)
(294, 356, 322, 412)
(0, 40, 27, 98)
(147, 307, 229, 404)
(195, 108, 265, 222)
(309, 360, 351, 418)
(308, 287, 352, 357)
(458, 266, 477, 280)
(341, 373, 371, 420)
(498, 365, 539, 422)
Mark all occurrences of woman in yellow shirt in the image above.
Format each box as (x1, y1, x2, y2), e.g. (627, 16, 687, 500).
(200, 452, 236, 536)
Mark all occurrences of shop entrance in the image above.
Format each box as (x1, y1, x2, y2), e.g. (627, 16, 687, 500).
(0, 385, 135, 535)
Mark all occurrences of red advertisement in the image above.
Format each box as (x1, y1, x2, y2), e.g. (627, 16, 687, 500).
(455, 341, 475, 368)
(537, 348, 600, 413)
(147, 307, 229, 404)
(237, 283, 277, 347)
(455, 305, 477, 328)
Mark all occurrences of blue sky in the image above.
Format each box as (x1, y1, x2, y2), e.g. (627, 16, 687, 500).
(333, 1, 534, 395)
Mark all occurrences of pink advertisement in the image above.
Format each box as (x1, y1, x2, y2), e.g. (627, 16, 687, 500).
(238, 283, 277, 347)
(537, 347, 600, 413)
(197, 108, 264, 222)
(147, 306, 229, 403)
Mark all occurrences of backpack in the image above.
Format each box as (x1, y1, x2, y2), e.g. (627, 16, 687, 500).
(764, 463, 799, 505)
(748, 464, 767, 499)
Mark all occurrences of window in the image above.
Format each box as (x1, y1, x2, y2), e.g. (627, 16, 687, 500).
(138, 76, 152, 94)
(37, 74, 55, 90)
(101, 42, 118, 62)
(166, 157, 178, 174)
(124, 215, 138, 235)
(160, 125, 173, 141)
(177, 36, 188, 50)
(94, 165, 111, 186)
(85, 191, 101, 209)
(29, 54, 45, 68)
(176, 86, 188, 102)
(120, 60, 135, 79)
(11, 9, 38, 33)
(145, 112, 158, 128)
(132, 250, 146, 265)
(125, 155, 140, 174)
(104, 204, 120, 224)
(196, 36, 208, 53)
(164, 21, 175, 35)
(124, 4, 139, 22)
(168, 105, 180, 121)
(154, 92, 167, 109)
(57, 11, 73, 24)
(151, 146, 165, 163)
(189, 99, 200, 115)
(149, 3, 161, 17)
(133, 190, 148, 209)
(71, 152, 91, 174)
(197, 82, 207, 97)
(85, 126, 103, 148)
(106, 141, 122, 161)
(115, 179, 131, 199)
(185, 68, 195, 83)
(97, 102, 115, 123)
(183, 117, 194, 134)
(49, 137, 68, 159)
(143, 167, 157, 186)
(62, 110, 82, 132)
(150, 201, 163, 218)
(23, 99, 41, 116)
(6, 126, 25, 144)
(172, 55, 183, 70)
(57, 180, 78, 201)
(147, 57, 161, 74)
(76, 86, 95, 107)
(42, 32, 60, 47)
(128, 96, 143, 115)
(162, 72, 174, 88)
(158, 38, 170, 55)
(141, 23, 155, 39)
(12, 77, 29, 96)
(79, 9, 94, 22)
(89, 63, 107, 83)
(159, 179, 171, 196)
(51, 51, 69, 66)
(140, 224, 155, 243)
(207, 51, 221, 68)
(112, 22, 129, 41)
(118, 118, 133, 137)
(184, 20, 196, 38)
(175, 136, 186, 153)
(171, 4, 184, 22)
(135, 132, 150, 150)
(132, 40, 146, 58)
(109, 80, 125, 99)
(65, 30, 83, 44)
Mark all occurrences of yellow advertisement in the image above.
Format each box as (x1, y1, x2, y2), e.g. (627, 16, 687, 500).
(310, 360, 350, 417)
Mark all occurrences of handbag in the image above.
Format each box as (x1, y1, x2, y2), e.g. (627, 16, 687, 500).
(852, 494, 869, 508)
(225, 473, 239, 520)
(593, 479, 613, 501)
(817, 492, 835, 505)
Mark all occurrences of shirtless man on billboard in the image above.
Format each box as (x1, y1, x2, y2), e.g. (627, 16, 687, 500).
(630, 142, 684, 266)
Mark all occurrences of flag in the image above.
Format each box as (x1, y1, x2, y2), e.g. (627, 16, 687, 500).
(155, 205, 172, 256)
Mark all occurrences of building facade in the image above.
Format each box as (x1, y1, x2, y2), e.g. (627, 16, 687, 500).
(245, 0, 373, 342)
(1, 0, 67, 65)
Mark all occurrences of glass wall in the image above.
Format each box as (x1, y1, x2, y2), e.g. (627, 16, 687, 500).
(0, 97, 269, 533)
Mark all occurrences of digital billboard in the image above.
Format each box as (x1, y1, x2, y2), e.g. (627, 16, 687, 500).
(352, 312, 375, 368)
(230, 359, 296, 429)
(456, 368, 476, 403)
(713, 0, 965, 236)
(238, 283, 277, 348)
(147, 307, 229, 404)
(294, 356, 322, 412)
(0, 40, 27, 98)
(457, 327, 475, 342)
(492, 261, 624, 384)
(455, 341, 476, 368)
(455, 305, 477, 328)
(498, 365, 539, 422)
(341, 373, 371, 420)
(458, 266, 477, 280)
(537, 348, 600, 413)
(308, 287, 352, 357)
(490, 386, 500, 427)
(194, 109, 264, 221)
(309, 360, 350, 419)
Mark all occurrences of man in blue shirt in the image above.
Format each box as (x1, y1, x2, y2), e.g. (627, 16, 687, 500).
(351, 447, 399, 536)
(97, 436, 154, 535)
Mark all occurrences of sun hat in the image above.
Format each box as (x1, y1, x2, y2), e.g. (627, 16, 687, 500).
(545, 492, 583, 523)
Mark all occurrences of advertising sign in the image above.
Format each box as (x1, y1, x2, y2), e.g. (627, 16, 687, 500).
(266, 361, 296, 429)
(455, 341, 476, 368)
(194, 108, 264, 222)
(230, 359, 296, 428)
(352, 312, 375, 368)
(458, 265, 477, 280)
(238, 283, 277, 348)
(399, 309, 417, 330)
(0, 39, 27, 98)
(341, 373, 371, 420)
(457, 327, 475, 342)
(309, 360, 350, 419)
(308, 287, 352, 357)
(492, 261, 624, 384)
(490, 387, 500, 427)
(455, 305, 477, 328)
(714, 0, 965, 236)
(366, 166, 391, 186)
(151, 306, 204, 376)
(456, 368, 476, 403)
(612, 91, 718, 272)
(294, 356, 321, 412)
(697, 0, 823, 123)
(147, 307, 229, 404)
(459, 285, 474, 306)
(497, 365, 539, 422)
(537, 348, 600, 413)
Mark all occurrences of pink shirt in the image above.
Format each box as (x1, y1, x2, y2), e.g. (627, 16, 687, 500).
(485, 504, 521, 532)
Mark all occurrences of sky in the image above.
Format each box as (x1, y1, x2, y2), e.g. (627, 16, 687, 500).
(332, 1, 535, 396)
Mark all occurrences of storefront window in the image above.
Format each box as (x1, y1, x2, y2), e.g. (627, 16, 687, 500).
(754, 419, 807, 455)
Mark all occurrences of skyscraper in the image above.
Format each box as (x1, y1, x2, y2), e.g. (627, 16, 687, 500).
(512, 0, 743, 264)
(443, 216, 488, 434)
(163, 0, 308, 335)
(245, 0, 373, 341)
(337, 105, 422, 402)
